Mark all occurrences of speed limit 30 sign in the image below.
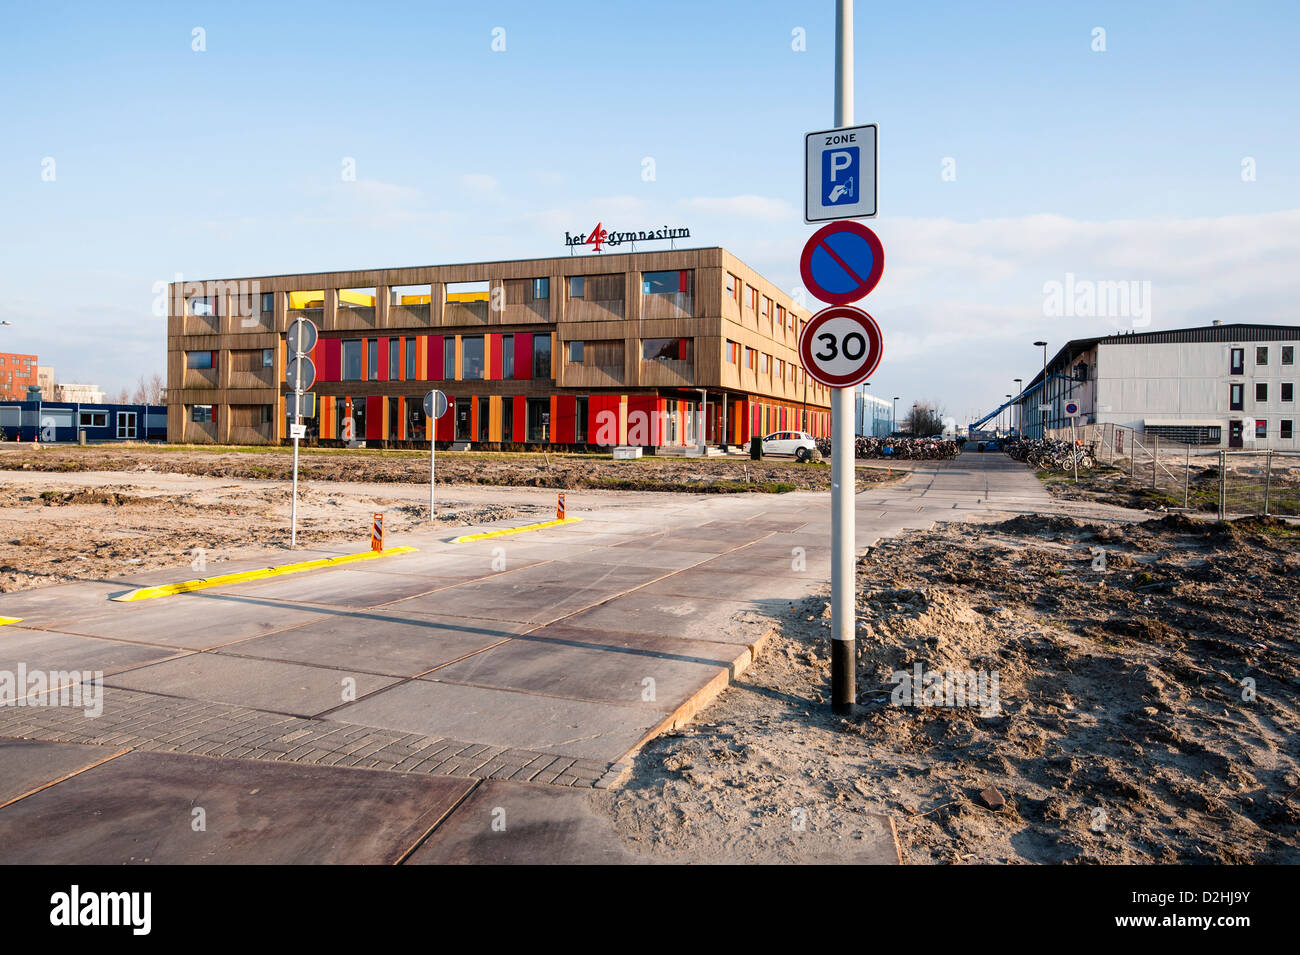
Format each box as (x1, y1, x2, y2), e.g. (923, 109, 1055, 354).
(798, 305, 883, 388)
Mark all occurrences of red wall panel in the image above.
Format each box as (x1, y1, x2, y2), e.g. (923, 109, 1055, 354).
(512, 395, 526, 442)
(427, 335, 443, 382)
(555, 395, 577, 444)
(436, 397, 455, 440)
(376, 337, 388, 382)
(365, 396, 382, 441)
(319, 339, 340, 382)
(488, 334, 502, 380)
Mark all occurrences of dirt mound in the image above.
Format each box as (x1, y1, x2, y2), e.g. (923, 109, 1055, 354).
(991, 514, 1090, 537)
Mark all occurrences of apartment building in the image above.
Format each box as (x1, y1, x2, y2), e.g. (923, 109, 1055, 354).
(166, 248, 833, 448)
(0, 352, 38, 401)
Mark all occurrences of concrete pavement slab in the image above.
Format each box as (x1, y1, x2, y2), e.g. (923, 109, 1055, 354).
(56, 594, 333, 650)
(637, 569, 815, 601)
(223, 567, 451, 607)
(331, 679, 660, 762)
(0, 628, 188, 679)
(217, 609, 517, 678)
(0, 750, 474, 864)
(104, 653, 401, 718)
(0, 581, 124, 626)
(388, 581, 610, 626)
(0, 739, 125, 807)
(406, 780, 646, 864)
(427, 623, 746, 709)
(692, 551, 831, 579)
(560, 592, 776, 646)
(488, 560, 671, 592)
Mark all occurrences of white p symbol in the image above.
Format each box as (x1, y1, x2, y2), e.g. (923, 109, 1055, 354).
(829, 151, 852, 180)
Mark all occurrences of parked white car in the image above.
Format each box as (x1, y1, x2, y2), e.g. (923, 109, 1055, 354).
(761, 430, 818, 461)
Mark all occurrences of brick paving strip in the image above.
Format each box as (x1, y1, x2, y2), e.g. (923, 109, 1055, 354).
(0, 686, 624, 788)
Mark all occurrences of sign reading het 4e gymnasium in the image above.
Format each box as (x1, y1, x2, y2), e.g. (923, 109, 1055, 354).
(805, 123, 878, 223)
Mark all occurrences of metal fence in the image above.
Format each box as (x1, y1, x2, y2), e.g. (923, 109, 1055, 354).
(1044, 422, 1300, 518)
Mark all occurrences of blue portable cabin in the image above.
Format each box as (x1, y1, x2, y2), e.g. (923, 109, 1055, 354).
(0, 400, 167, 443)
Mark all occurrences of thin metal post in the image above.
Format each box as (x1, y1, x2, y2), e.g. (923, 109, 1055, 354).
(1152, 434, 1159, 489)
(1183, 443, 1191, 509)
(1218, 450, 1227, 520)
(1263, 449, 1273, 516)
(429, 405, 436, 520)
(1071, 418, 1078, 483)
(290, 360, 302, 548)
(830, 0, 856, 717)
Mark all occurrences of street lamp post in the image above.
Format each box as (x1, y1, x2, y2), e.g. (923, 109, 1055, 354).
(1013, 378, 1023, 433)
(1033, 341, 1048, 437)
(892, 396, 899, 435)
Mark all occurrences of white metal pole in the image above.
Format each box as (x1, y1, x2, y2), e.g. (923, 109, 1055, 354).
(436, 397, 441, 522)
(290, 359, 302, 548)
(830, 0, 856, 716)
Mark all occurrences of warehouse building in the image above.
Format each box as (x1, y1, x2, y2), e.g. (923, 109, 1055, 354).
(165, 249, 832, 448)
(1013, 322, 1300, 450)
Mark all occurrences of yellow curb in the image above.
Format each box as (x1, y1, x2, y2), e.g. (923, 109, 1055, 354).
(110, 546, 418, 602)
(452, 517, 583, 543)
(0, 617, 23, 627)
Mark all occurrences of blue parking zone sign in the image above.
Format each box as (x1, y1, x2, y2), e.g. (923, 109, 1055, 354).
(822, 145, 858, 205)
(805, 123, 878, 222)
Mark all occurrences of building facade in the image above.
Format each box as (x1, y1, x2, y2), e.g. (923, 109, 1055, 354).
(0, 352, 38, 401)
(1015, 322, 1300, 450)
(165, 248, 833, 448)
(855, 389, 893, 437)
(56, 383, 107, 404)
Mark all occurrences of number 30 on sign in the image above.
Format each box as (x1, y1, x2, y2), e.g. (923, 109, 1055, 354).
(798, 305, 883, 388)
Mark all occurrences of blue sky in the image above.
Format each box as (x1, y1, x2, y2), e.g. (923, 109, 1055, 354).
(2, 0, 1297, 418)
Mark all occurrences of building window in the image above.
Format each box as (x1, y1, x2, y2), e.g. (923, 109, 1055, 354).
(568, 340, 584, 363)
(261, 292, 274, 316)
(1283, 346, 1295, 366)
(367, 339, 378, 380)
(1230, 347, 1244, 375)
(1256, 419, 1268, 438)
(188, 296, 216, 317)
(533, 278, 550, 299)
(341, 340, 363, 380)
(748, 287, 758, 311)
(186, 351, 213, 370)
(575, 396, 588, 443)
(405, 338, 417, 380)
(569, 276, 585, 299)
(444, 336, 456, 379)
(502, 335, 514, 379)
(501, 396, 513, 442)
(761, 353, 771, 373)
(1230, 383, 1243, 410)
(1256, 382, 1268, 402)
(761, 297, 770, 319)
(111, 411, 133, 439)
(725, 274, 737, 299)
(532, 334, 552, 378)
(777, 305, 786, 327)
(389, 339, 400, 379)
(79, 411, 107, 428)
(527, 397, 548, 442)
(1283, 420, 1294, 439)
(725, 339, 738, 363)
(1257, 346, 1269, 365)
(262, 348, 274, 368)
(190, 405, 213, 423)
(1283, 383, 1294, 402)
(462, 336, 485, 379)
(642, 270, 686, 294)
(643, 338, 688, 362)
(746, 346, 756, 370)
